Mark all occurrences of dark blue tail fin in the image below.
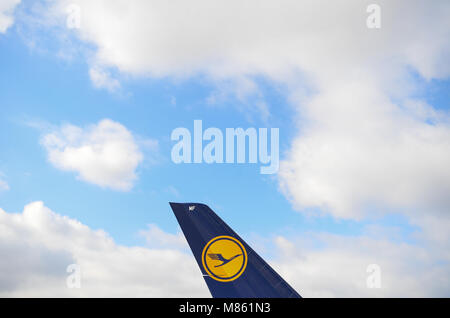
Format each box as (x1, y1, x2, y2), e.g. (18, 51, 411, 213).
(169, 202, 301, 298)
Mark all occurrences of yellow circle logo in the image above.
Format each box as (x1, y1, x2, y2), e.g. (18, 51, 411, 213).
(202, 236, 248, 282)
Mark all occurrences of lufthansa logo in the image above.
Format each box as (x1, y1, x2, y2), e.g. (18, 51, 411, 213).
(201, 235, 248, 282)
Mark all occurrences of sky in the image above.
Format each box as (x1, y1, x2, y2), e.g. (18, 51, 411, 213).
(0, 0, 449, 297)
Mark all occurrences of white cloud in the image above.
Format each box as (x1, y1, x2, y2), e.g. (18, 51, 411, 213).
(0, 202, 448, 297)
(0, 201, 209, 297)
(43, 0, 449, 81)
(139, 224, 187, 250)
(206, 77, 271, 122)
(89, 67, 121, 92)
(0, 0, 20, 33)
(279, 81, 450, 219)
(41, 119, 146, 191)
(273, 233, 450, 297)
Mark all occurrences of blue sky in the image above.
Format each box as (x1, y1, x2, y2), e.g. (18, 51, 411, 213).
(0, 0, 449, 297)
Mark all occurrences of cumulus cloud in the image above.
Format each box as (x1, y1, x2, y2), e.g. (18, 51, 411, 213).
(41, 119, 146, 191)
(0, 0, 20, 33)
(43, 0, 449, 80)
(139, 224, 187, 250)
(279, 81, 450, 219)
(0, 202, 448, 297)
(0, 201, 209, 297)
(273, 233, 450, 297)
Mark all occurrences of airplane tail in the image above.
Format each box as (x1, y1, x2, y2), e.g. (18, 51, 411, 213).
(169, 202, 301, 298)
